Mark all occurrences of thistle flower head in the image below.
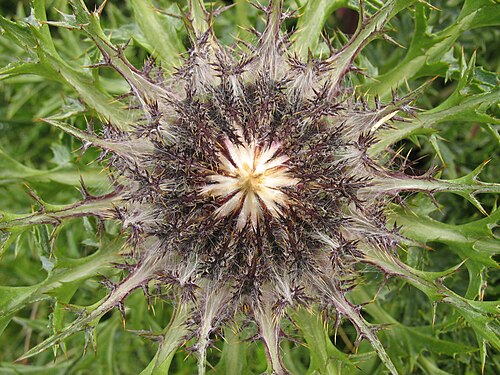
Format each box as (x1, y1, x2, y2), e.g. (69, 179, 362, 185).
(95, 0, 411, 367)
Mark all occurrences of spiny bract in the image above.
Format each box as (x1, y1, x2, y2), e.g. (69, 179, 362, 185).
(4, 1, 459, 374)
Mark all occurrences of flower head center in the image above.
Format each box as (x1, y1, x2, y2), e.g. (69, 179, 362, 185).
(201, 137, 298, 230)
(237, 162, 264, 192)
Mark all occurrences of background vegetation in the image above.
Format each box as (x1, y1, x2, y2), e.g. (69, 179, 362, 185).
(0, 0, 498, 374)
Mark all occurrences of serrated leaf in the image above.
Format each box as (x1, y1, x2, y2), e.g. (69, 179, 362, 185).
(291, 0, 349, 57)
(139, 303, 190, 375)
(363, 0, 500, 97)
(394, 207, 499, 268)
(50, 144, 71, 167)
(292, 307, 357, 374)
(371, 57, 500, 154)
(0, 60, 55, 81)
(130, 0, 184, 68)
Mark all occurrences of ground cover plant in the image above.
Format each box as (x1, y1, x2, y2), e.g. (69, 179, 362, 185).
(0, 0, 499, 374)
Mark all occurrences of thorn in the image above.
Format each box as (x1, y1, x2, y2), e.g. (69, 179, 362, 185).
(358, 0, 365, 25)
(79, 176, 91, 200)
(382, 33, 406, 49)
(96, 0, 109, 16)
(142, 284, 153, 309)
(85, 115, 95, 135)
(25, 184, 44, 206)
(353, 333, 364, 350)
(431, 302, 437, 329)
(83, 326, 97, 355)
(428, 192, 443, 213)
(99, 277, 117, 291)
(333, 312, 341, 344)
(117, 301, 126, 328)
(211, 3, 236, 18)
(155, 6, 183, 20)
(97, 219, 104, 239)
(48, 224, 61, 258)
(417, 0, 441, 11)
(96, 150, 109, 162)
(249, 1, 266, 12)
(127, 329, 164, 343)
(83, 60, 110, 69)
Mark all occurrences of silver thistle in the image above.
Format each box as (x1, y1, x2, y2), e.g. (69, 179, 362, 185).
(4, 1, 497, 374)
(83, 1, 405, 372)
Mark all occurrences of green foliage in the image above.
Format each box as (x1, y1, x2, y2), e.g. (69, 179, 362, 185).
(0, 0, 499, 374)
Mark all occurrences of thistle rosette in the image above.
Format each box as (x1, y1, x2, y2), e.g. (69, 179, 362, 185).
(80, 2, 409, 371)
(1, 0, 499, 374)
